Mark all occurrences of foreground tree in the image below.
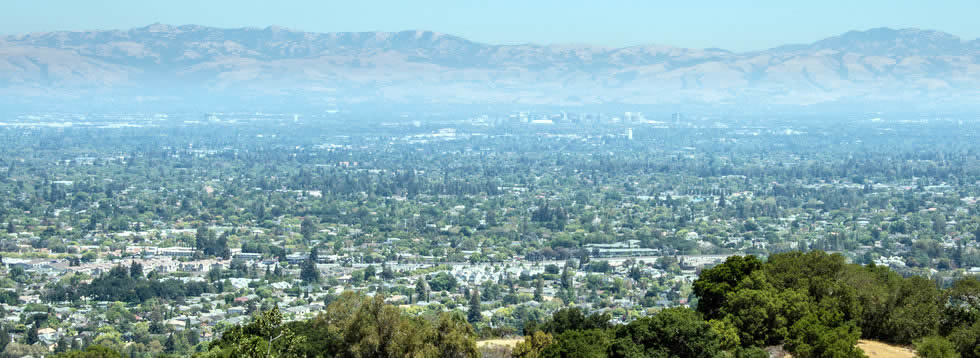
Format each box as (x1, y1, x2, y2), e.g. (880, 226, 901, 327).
(693, 255, 764, 319)
(514, 331, 555, 358)
(610, 307, 723, 358)
(51, 345, 125, 358)
(433, 312, 480, 358)
(283, 292, 479, 358)
(915, 336, 961, 358)
(784, 309, 864, 358)
(201, 306, 306, 358)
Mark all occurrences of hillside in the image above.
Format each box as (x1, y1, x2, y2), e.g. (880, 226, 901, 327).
(1, 24, 979, 107)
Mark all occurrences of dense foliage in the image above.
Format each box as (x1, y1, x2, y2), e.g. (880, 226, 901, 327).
(695, 251, 980, 357)
(511, 251, 980, 358)
(200, 291, 478, 358)
(45, 265, 214, 303)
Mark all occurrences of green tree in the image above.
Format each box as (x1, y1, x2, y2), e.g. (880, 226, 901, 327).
(734, 347, 770, 358)
(53, 336, 71, 353)
(610, 307, 723, 358)
(364, 265, 376, 281)
(947, 321, 980, 358)
(468, 288, 482, 324)
(165, 333, 177, 353)
(381, 264, 394, 281)
(344, 295, 408, 355)
(534, 276, 545, 302)
(0, 325, 9, 352)
(208, 265, 224, 283)
(540, 329, 613, 358)
(537, 308, 611, 335)
(915, 336, 961, 358)
(8, 342, 66, 357)
(280, 291, 481, 357)
(514, 331, 555, 358)
(709, 319, 741, 351)
(300, 218, 315, 242)
(785, 309, 864, 358)
(300, 259, 319, 284)
(25, 324, 39, 345)
(722, 287, 788, 347)
(415, 277, 430, 303)
(561, 261, 573, 290)
(129, 261, 143, 279)
(888, 276, 942, 344)
(428, 272, 458, 292)
(203, 306, 305, 358)
(693, 255, 763, 319)
(433, 312, 480, 358)
(943, 277, 980, 335)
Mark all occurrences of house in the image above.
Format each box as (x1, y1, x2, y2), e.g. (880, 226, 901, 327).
(285, 305, 311, 316)
(157, 247, 195, 257)
(286, 254, 309, 265)
(37, 328, 59, 345)
(233, 253, 262, 262)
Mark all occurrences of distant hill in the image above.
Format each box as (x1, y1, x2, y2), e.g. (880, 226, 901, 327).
(1, 24, 978, 108)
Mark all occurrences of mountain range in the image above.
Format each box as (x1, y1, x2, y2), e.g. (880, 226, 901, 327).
(1, 24, 978, 108)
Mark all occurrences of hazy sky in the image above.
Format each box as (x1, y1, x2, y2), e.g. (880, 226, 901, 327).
(4, 0, 979, 51)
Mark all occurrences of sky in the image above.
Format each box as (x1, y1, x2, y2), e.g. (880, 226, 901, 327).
(3, 0, 979, 52)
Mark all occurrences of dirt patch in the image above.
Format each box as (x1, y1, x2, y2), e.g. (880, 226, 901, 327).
(477, 338, 523, 348)
(857, 340, 916, 358)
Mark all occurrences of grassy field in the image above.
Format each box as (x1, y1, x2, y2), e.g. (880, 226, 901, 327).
(857, 340, 916, 358)
(476, 338, 523, 348)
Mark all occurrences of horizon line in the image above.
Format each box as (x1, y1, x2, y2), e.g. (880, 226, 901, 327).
(2, 23, 977, 54)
